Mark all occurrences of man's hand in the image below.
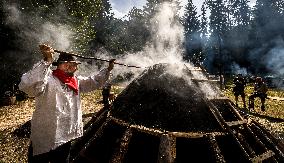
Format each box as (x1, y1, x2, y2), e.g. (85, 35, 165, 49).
(39, 44, 54, 63)
(108, 59, 116, 71)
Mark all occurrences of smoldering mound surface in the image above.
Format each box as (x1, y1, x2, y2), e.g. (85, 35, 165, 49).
(110, 63, 222, 132)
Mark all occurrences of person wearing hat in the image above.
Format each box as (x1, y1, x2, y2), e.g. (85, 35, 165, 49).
(19, 44, 115, 162)
(248, 76, 268, 111)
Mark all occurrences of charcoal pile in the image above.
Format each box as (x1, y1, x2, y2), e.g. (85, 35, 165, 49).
(71, 63, 284, 163)
(110, 63, 221, 132)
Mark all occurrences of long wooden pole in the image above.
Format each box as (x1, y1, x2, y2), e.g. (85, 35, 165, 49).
(53, 49, 143, 69)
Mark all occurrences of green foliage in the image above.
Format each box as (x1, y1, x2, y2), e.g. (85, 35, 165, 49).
(207, 0, 228, 43)
(87, 0, 115, 51)
(61, 0, 104, 52)
(0, 0, 109, 95)
(200, 3, 208, 40)
(251, 0, 284, 43)
(16, 0, 111, 52)
(124, 7, 149, 52)
(143, 0, 161, 18)
(224, 0, 251, 67)
(246, 0, 284, 74)
(1, 0, 284, 95)
(228, 0, 251, 26)
(182, 0, 203, 65)
(182, 0, 200, 35)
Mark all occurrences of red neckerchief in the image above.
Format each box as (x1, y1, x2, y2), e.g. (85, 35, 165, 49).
(52, 69, 78, 95)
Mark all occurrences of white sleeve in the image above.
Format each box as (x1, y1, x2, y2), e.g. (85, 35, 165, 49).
(18, 60, 52, 97)
(78, 68, 110, 93)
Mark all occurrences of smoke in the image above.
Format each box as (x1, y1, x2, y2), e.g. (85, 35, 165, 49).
(110, 1, 221, 98)
(3, 3, 75, 59)
(123, 1, 184, 67)
(263, 37, 284, 76)
(5, 4, 21, 25)
(113, 2, 184, 71)
(231, 62, 248, 76)
(103, 1, 186, 86)
(3, 1, 221, 98)
(40, 23, 74, 50)
(247, 35, 284, 77)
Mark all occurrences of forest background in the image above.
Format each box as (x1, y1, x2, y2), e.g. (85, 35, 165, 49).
(0, 0, 284, 96)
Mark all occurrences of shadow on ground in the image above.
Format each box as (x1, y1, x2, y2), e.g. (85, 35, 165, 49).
(12, 120, 31, 138)
(249, 112, 284, 123)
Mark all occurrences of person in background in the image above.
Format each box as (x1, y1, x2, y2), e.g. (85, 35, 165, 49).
(232, 74, 246, 108)
(19, 44, 115, 163)
(248, 77, 268, 111)
(102, 82, 112, 107)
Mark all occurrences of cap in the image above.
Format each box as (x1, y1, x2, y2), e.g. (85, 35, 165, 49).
(52, 53, 81, 66)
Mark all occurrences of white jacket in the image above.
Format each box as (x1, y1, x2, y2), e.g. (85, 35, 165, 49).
(19, 60, 110, 155)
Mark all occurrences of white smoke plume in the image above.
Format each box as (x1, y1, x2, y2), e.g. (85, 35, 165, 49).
(110, 1, 186, 79)
(109, 1, 221, 98)
(4, 1, 221, 98)
(231, 62, 248, 76)
(4, 3, 74, 59)
(111, 2, 185, 73)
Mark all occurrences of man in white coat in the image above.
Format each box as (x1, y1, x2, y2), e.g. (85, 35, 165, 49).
(19, 44, 115, 162)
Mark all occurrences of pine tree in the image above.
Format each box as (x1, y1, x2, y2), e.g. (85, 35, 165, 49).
(89, 0, 115, 51)
(206, 0, 228, 73)
(200, 2, 209, 41)
(207, 0, 228, 45)
(200, 2, 209, 64)
(252, 0, 284, 43)
(143, 0, 160, 23)
(182, 0, 202, 65)
(248, 0, 284, 74)
(227, 0, 250, 26)
(125, 7, 150, 52)
(225, 0, 251, 68)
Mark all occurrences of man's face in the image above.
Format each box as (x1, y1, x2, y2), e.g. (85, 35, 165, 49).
(64, 62, 79, 76)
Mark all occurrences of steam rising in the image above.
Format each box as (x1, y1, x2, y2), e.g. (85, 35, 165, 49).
(110, 1, 185, 76)
(231, 62, 248, 75)
(4, 3, 74, 55)
(40, 23, 74, 50)
(3, 1, 221, 98)
(109, 1, 220, 98)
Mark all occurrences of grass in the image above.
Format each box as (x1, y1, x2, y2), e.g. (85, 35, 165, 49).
(0, 86, 125, 162)
(223, 82, 284, 142)
(0, 89, 106, 162)
(223, 83, 284, 119)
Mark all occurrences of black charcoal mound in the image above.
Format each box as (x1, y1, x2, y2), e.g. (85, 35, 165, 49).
(110, 63, 222, 132)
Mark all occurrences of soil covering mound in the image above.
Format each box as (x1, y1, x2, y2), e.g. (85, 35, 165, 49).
(71, 63, 284, 162)
(110, 63, 222, 132)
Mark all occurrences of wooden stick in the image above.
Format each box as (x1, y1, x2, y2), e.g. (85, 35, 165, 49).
(54, 49, 143, 68)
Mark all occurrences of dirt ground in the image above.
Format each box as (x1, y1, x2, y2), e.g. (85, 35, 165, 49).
(0, 90, 283, 162)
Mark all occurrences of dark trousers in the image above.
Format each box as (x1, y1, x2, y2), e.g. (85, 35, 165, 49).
(28, 142, 71, 163)
(102, 88, 111, 106)
(249, 92, 267, 109)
